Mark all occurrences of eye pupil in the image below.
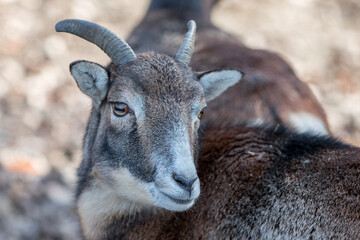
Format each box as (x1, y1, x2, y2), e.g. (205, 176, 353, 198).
(198, 110, 204, 119)
(112, 103, 129, 117)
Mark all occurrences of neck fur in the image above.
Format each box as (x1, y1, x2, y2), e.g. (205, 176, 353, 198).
(77, 182, 155, 240)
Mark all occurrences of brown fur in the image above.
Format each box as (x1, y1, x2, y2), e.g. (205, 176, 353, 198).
(99, 125, 360, 239)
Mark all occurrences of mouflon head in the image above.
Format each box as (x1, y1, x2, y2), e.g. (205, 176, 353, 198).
(56, 19, 243, 212)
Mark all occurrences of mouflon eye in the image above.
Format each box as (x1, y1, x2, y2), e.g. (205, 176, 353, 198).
(198, 109, 205, 119)
(112, 103, 129, 117)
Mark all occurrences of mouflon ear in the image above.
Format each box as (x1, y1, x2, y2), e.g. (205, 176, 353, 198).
(70, 60, 109, 106)
(197, 69, 244, 102)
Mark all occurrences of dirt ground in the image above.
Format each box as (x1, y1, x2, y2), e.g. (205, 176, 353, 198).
(0, 0, 359, 239)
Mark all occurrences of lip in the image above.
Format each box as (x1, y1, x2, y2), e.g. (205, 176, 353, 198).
(162, 192, 194, 205)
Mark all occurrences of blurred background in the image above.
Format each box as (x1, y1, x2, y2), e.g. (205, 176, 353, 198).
(0, 0, 359, 239)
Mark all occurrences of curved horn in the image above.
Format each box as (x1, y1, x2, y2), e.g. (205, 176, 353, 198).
(55, 19, 137, 65)
(175, 20, 197, 66)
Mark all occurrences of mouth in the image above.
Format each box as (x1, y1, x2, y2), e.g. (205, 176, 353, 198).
(162, 192, 194, 205)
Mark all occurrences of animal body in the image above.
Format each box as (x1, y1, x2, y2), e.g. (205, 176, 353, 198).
(55, 0, 360, 239)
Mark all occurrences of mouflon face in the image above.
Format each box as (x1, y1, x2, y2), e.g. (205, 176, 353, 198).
(90, 53, 205, 211)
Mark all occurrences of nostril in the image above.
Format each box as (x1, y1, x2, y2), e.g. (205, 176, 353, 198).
(173, 174, 198, 193)
(173, 174, 187, 186)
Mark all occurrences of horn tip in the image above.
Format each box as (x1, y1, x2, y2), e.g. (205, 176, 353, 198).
(187, 20, 196, 30)
(55, 21, 64, 32)
(55, 19, 73, 32)
(55, 19, 84, 32)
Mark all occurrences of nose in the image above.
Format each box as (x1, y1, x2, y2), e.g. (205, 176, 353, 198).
(173, 173, 198, 196)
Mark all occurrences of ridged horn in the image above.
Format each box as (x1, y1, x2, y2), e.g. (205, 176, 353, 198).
(55, 19, 137, 65)
(175, 20, 197, 66)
